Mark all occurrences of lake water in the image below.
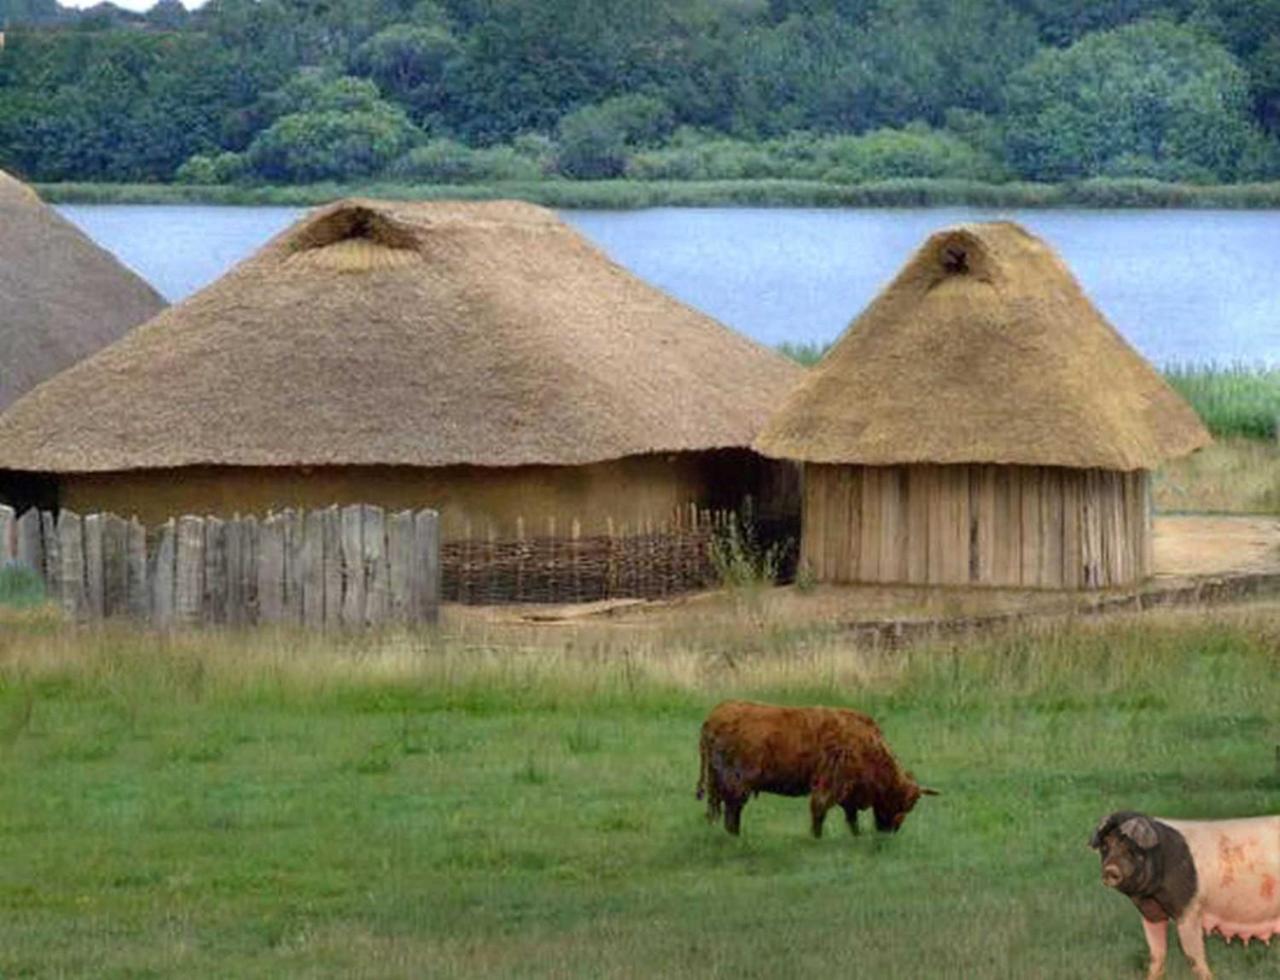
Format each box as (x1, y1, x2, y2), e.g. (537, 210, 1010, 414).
(56, 203, 1280, 366)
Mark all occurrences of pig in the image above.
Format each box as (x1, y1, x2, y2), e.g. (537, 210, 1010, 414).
(1090, 810, 1280, 979)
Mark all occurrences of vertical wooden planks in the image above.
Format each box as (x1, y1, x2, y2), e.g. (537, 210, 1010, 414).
(175, 515, 205, 626)
(100, 513, 128, 618)
(205, 517, 228, 625)
(970, 465, 997, 585)
(993, 467, 1022, 586)
(876, 466, 905, 583)
(417, 508, 440, 625)
(225, 517, 245, 627)
(0, 504, 13, 564)
(926, 465, 948, 583)
(340, 504, 365, 627)
(827, 466, 849, 582)
(905, 466, 931, 584)
(301, 509, 325, 629)
(281, 509, 305, 625)
(1081, 469, 1103, 589)
(57, 510, 85, 621)
(257, 513, 285, 624)
(15, 508, 43, 580)
(944, 466, 971, 585)
(1037, 468, 1065, 589)
(41, 510, 60, 602)
(363, 505, 388, 626)
(126, 517, 147, 621)
(387, 509, 414, 623)
(322, 506, 343, 630)
(1019, 467, 1042, 588)
(83, 513, 105, 620)
(802, 465, 823, 581)
(858, 466, 882, 582)
(150, 518, 176, 627)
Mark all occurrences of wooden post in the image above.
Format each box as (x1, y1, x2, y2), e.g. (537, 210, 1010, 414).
(242, 516, 260, 624)
(175, 516, 205, 627)
(363, 505, 388, 627)
(515, 516, 526, 602)
(0, 504, 13, 564)
(100, 513, 128, 618)
(15, 508, 43, 580)
(41, 510, 60, 602)
(205, 517, 227, 625)
(340, 504, 365, 627)
(387, 509, 414, 624)
(150, 518, 176, 627)
(415, 509, 440, 625)
(282, 509, 305, 625)
(257, 514, 285, 624)
(83, 513, 105, 620)
(301, 508, 325, 629)
(224, 518, 245, 627)
(322, 506, 342, 630)
(57, 510, 85, 621)
(126, 517, 147, 621)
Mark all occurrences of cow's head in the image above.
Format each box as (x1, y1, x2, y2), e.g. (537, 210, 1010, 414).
(873, 773, 940, 832)
(1089, 811, 1162, 894)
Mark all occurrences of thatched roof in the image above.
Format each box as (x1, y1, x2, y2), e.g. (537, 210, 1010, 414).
(755, 221, 1210, 471)
(0, 169, 164, 411)
(0, 199, 800, 473)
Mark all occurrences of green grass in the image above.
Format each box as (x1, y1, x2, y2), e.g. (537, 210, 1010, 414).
(35, 176, 1280, 209)
(1164, 363, 1280, 441)
(1, 610, 1279, 977)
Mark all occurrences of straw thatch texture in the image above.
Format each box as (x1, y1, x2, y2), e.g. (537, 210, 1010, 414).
(0, 169, 164, 411)
(0, 199, 800, 473)
(755, 221, 1210, 470)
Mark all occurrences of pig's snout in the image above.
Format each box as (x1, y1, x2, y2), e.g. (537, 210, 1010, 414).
(1101, 865, 1123, 887)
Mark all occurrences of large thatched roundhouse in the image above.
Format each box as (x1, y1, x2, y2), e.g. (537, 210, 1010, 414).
(754, 221, 1210, 589)
(0, 169, 164, 507)
(0, 199, 799, 546)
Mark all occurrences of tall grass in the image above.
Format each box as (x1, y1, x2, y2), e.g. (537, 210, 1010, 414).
(1164, 363, 1280, 440)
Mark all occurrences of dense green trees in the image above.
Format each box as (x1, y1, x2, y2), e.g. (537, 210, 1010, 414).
(0, 0, 1277, 185)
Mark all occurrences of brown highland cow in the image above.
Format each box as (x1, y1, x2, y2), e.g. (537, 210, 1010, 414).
(696, 699, 937, 837)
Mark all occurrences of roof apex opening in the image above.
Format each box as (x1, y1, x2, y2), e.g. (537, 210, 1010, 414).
(289, 203, 419, 255)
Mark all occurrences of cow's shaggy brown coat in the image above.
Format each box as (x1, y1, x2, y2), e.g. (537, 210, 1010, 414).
(696, 699, 935, 837)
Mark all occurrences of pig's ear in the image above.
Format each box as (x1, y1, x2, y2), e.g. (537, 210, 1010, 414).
(1118, 815, 1159, 849)
(1088, 815, 1112, 850)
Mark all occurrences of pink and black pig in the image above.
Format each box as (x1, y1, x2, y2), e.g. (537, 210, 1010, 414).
(1090, 810, 1280, 979)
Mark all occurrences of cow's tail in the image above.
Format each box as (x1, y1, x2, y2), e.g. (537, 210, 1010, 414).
(697, 726, 722, 822)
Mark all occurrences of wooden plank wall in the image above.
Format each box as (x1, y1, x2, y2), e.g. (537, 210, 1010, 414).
(802, 464, 1150, 589)
(0, 504, 440, 628)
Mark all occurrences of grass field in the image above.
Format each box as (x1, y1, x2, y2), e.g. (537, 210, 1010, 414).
(2, 605, 1278, 977)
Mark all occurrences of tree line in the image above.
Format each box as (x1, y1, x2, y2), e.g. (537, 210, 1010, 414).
(0, 0, 1278, 186)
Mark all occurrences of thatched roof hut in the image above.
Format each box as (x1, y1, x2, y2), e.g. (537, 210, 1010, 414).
(0, 199, 800, 541)
(0, 168, 164, 412)
(755, 221, 1210, 589)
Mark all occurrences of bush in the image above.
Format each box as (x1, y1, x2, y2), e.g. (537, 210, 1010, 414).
(245, 108, 419, 183)
(388, 139, 541, 183)
(174, 151, 246, 185)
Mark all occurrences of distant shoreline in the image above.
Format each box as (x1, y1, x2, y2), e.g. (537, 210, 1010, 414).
(37, 177, 1280, 210)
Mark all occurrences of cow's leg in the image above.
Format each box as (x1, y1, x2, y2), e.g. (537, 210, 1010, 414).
(841, 801, 860, 836)
(723, 796, 745, 836)
(1173, 914, 1211, 980)
(1141, 917, 1168, 980)
(810, 793, 833, 838)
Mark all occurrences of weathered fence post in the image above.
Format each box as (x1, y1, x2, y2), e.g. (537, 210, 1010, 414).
(15, 508, 42, 577)
(150, 518, 176, 627)
(57, 510, 85, 620)
(83, 513, 105, 619)
(301, 508, 325, 629)
(41, 510, 60, 603)
(322, 506, 342, 630)
(0, 505, 14, 565)
(205, 516, 227, 625)
(257, 513, 286, 624)
(101, 513, 128, 618)
(363, 505, 388, 626)
(387, 509, 414, 624)
(283, 509, 305, 625)
(340, 504, 364, 627)
(126, 517, 147, 620)
(416, 508, 440, 625)
(175, 516, 205, 627)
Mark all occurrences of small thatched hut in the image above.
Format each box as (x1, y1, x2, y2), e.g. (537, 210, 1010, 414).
(0, 199, 799, 542)
(754, 221, 1210, 589)
(0, 168, 164, 413)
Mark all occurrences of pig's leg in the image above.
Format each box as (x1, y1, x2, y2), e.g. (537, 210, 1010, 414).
(1174, 914, 1211, 980)
(1141, 918, 1168, 980)
(723, 796, 745, 836)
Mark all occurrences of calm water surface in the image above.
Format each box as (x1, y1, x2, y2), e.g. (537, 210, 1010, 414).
(57, 204, 1280, 365)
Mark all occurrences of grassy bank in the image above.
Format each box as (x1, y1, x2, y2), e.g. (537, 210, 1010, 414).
(1, 608, 1278, 977)
(36, 176, 1280, 209)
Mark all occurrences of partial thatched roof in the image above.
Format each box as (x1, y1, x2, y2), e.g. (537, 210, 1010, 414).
(0, 169, 165, 411)
(0, 198, 800, 472)
(755, 221, 1210, 470)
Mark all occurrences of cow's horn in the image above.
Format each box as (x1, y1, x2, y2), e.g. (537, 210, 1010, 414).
(920, 787, 941, 796)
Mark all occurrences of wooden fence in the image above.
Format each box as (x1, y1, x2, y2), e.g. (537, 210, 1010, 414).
(0, 504, 440, 627)
(442, 507, 733, 604)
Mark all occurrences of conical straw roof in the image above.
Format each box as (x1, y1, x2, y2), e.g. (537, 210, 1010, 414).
(0, 169, 165, 411)
(755, 221, 1209, 471)
(0, 198, 800, 473)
